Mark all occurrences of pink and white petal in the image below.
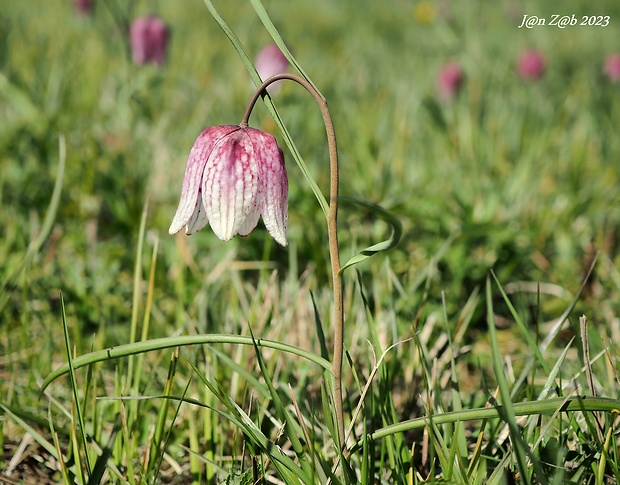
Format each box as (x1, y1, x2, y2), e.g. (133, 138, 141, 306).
(203, 130, 259, 241)
(185, 190, 209, 235)
(169, 125, 238, 235)
(250, 129, 288, 246)
(237, 197, 260, 237)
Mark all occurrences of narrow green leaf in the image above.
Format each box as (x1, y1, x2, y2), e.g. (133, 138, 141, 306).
(248, 327, 314, 479)
(352, 396, 620, 453)
(60, 292, 91, 479)
(486, 278, 533, 485)
(208, 345, 271, 399)
(339, 196, 402, 274)
(0, 401, 60, 461)
(41, 334, 332, 393)
(491, 271, 550, 375)
(539, 252, 598, 352)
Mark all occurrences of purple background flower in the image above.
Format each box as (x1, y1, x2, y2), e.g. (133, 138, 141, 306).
(255, 43, 289, 92)
(130, 16, 170, 66)
(603, 53, 620, 82)
(517, 48, 546, 80)
(72, 0, 93, 15)
(437, 61, 465, 101)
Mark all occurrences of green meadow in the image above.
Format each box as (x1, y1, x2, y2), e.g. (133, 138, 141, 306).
(2, 0, 620, 483)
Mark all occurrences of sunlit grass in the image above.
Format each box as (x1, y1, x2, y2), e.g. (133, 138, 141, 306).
(2, 0, 620, 483)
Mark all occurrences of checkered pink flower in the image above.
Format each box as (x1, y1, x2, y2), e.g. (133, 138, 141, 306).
(437, 61, 464, 101)
(603, 53, 620, 82)
(169, 125, 288, 246)
(517, 49, 546, 80)
(130, 16, 169, 66)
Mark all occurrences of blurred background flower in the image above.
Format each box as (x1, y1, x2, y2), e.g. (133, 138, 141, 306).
(413, 1, 436, 24)
(130, 16, 170, 66)
(255, 43, 290, 92)
(603, 53, 620, 82)
(516, 48, 546, 80)
(72, 0, 93, 15)
(436, 61, 464, 101)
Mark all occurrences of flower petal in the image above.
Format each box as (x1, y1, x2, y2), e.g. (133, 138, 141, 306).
(237, 194, 260, 237)
(248, 128, 288, 246)
(169, 126, 238, 235)
(203, 129, 259, 241)
(185, 188, 209, 235)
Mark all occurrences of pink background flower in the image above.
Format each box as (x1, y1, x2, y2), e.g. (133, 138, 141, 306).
(437, 61, 465, 101)
(603, 53, 620, 82)
(255, 43, 289, 92)
(130, 16, 170, 66)
(517, 48, 546, 80)
(72, 0, 93, 15)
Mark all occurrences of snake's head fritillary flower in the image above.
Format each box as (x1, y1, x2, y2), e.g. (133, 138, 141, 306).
(603, 53, 620, 83)
(437, 61, 464, 101)
(169, 125, 288, 246)
(73, 0, 94, 15)
(130, 16, 169, 66)
(517, 49, 546, 80)
(255, 44, 289, 92)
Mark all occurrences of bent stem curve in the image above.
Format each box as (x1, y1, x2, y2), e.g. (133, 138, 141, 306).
(242, 73, 345, 447)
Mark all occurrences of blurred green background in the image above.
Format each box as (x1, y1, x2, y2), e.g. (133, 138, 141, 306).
(3, 1, 620, 482)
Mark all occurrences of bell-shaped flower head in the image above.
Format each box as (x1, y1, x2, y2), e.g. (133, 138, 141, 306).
(516, 48, 546, 80)
(603, 53, 620, 83)
(255, 43, 289, 92)
(130, 16, 170, 66)
(436, 61, 465, 101)
(169, 125, 288, 246)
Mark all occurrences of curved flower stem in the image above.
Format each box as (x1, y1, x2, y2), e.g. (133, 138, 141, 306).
(242, 73, 345, 447)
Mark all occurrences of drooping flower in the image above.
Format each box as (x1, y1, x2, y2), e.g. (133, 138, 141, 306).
(255, 43, 289, 92)
(603, 53, 620, 82)
(436, 61, 465, 101)
(169, 125, 288, 246)
(130, 16, 170, 66)
(516, 48, 546, 80)
(73, 0, 94, 15)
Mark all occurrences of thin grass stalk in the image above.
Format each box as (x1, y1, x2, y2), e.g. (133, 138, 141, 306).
(60, 293, 91, 480)
(485, 279, 533, 484)
(127, 201, 148, 425)
(48, 406, 71, 485)
(148, 348, 179, 480)
(248, 328, 314, 479)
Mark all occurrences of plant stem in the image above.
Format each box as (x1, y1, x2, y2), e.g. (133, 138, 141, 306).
(242, 73, 345, 447)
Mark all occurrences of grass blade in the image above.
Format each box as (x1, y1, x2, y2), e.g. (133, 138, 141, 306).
(338, 196, 402, 274)
(42, 334, 331, 392)
(60, 291, 91, 479)
(485, 277, 535, 485)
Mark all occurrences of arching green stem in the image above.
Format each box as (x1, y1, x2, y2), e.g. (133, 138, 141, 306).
(242, 73, 345, 447)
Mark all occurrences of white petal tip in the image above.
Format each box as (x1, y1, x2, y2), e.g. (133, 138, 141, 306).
(271, 232, 288, 247)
